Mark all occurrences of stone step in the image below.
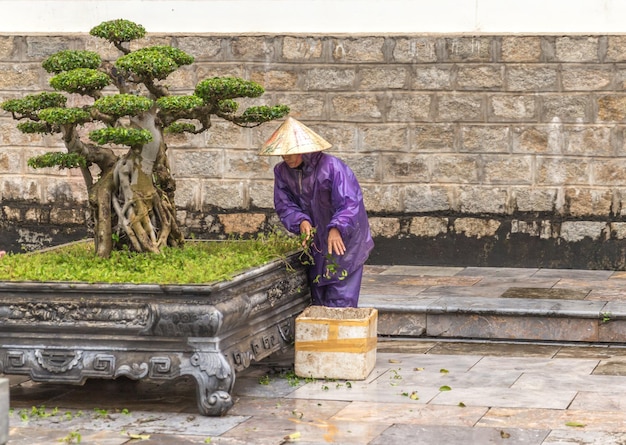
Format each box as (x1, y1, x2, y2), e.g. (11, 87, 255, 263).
(360, 265, 626, 344)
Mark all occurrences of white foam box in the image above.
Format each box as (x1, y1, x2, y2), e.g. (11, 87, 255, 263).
(294, 306, 377, 380)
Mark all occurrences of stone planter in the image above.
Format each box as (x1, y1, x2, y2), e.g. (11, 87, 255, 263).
(0, 250, 309, 416)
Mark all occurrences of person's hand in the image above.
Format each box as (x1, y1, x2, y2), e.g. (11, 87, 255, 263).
(299, 220, 313, 247)
(327, 228, 345, 255)
(0, 251, 5, 258)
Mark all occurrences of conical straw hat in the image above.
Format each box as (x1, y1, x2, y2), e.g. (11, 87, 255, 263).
(259, 117, 332, 155)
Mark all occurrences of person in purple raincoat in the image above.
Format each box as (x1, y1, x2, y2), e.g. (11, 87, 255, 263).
(259, 117, 374, 307)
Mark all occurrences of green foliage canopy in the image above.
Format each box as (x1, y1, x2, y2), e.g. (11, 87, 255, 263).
(42, 50, 102, 74)
(89, 19, 146, 43)
(50, 68, 111, 94)
(94, 94, 154, 118)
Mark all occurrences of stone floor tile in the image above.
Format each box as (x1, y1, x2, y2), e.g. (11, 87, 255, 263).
(543, 428, 626, 444)
(501, 287, 590, 300)
(398, 368, 523, 388)
(226, 396, 348, 418)
(358, 284, 427, 296)
(569, 391, 626, 412)
(554, 345, 618, 359)
(377, 311, 427, 336)
(418, 285, 509, 298)
(586, 288, 626, 301)
(512, 373, 626, 393)
(432, 386, 577, 409)
(457, 267, 539, 278)
(474, 277, 559, 288)
(471, 356, 599, 375)
(377, 339, 438, 354)
(222, 415, 388, 444)
(534, 269, 614, 280)
(331, 401, 488, 426)
(380, 265, 465, 276)
(427, 341, 560, 358)
(396, 276, 482, 286)
(478, 407, 626, 432)
(376, 352, 483, 373)
(9, 427, 129, 445)
(593, 357, 626, 375)
(369, 424, 549, 445)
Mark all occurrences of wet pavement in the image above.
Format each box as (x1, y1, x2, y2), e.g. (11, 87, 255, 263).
(5, 265, 626, 444)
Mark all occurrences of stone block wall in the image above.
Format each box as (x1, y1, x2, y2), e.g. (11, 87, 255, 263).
(2, 32, 626, 268)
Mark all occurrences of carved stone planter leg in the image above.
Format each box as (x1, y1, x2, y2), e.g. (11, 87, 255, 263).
(183, 340, 235, 416)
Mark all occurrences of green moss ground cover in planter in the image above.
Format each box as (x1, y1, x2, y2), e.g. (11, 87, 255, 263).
(0, 236, 310, 416)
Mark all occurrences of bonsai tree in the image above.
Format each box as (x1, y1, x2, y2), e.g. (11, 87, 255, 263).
(1, 19, 289, 257)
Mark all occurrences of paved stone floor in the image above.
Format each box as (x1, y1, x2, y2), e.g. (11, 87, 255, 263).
(5, 338, 626, 444)
(5, 265, 626, 444)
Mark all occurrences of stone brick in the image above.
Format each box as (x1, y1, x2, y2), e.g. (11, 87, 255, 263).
(458, 186, 509, 213)
(0, 147, 22, 173)
(224, 150, 275, 179)
(50, 206, 85, 225)
(392, 38, 437, 63)
(511, 126, 557, 154)
(1, 176, 40, 201)
(170, 150, 223, 179)
(304, 67, 356, 90)
(443, 37, 493, 62)
(330, 94, 382, 121)
(540, 95, 590, 123)
(564, 126, 612, 156)
(501, 37, 542, 62)
(597, 95, 626, 122)
(431, 155, 479, 183)
(219, 213, 266, 234)
(306, 123, 357, 151)
(453, 217, 501, 238)
(381, 154, 429, 182)
(332, 37, 385, 63)
(537, 157, 590, 185)
(562, 67, 612, 91)
(505, 66, 558, 92)
(359, 67, 408, 90)
(248, 180, 274, 209)
(560, 221, 607, 242)
(175, 36, 223, 60)
(564, 188, 613, 217)
(44, 177, 87, 203)
(606, 36, 626, 62)
(361, 184, 403, 212)
(609, 222, 626, 239)
(412, 66, 453, 90)
(250, 68, 298, 91)
(273, 93, 326, 120)
(488, 95, 537, 122)
(281, 36, 324, 60)
(26, 36, 81, 58)
(483, 155, 532, 184)
(402, 185, 453, 212)
(202, 121, 247, 149)
(555, 37, 600, 63)
(173, 179, 201, 210)
(511, 188, 558, 212)
(412, 124, 456, 152)
(591, 159, 626, 186)
(202, 181, 245, 209)
(0, 36, 17, 60)
(162, 65, 196, 90)
(361, 124, 408, 152)
(387, 93, 432, 122)
(0, 64, 42, 90)
(339, 153, 380, 181)
(436, 93, 484, 122)
(368, 217, 401, 238)
(460, 126, 510, 153)
(409, 216, 448, 237)
(230, 36, 275, 61)
(195, 64, 244, 80)
(456, 66, 503, 90)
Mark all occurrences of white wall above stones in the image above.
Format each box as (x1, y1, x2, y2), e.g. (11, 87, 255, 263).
(2, 0, 626, 34)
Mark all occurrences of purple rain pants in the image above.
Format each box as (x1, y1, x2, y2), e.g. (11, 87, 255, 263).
(309, 264, 364, 308)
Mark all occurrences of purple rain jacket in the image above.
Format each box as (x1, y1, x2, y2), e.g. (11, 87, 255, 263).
(273, 151, 374, 286)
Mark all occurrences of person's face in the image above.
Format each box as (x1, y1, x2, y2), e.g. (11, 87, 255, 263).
(282, 154, 303, 169)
